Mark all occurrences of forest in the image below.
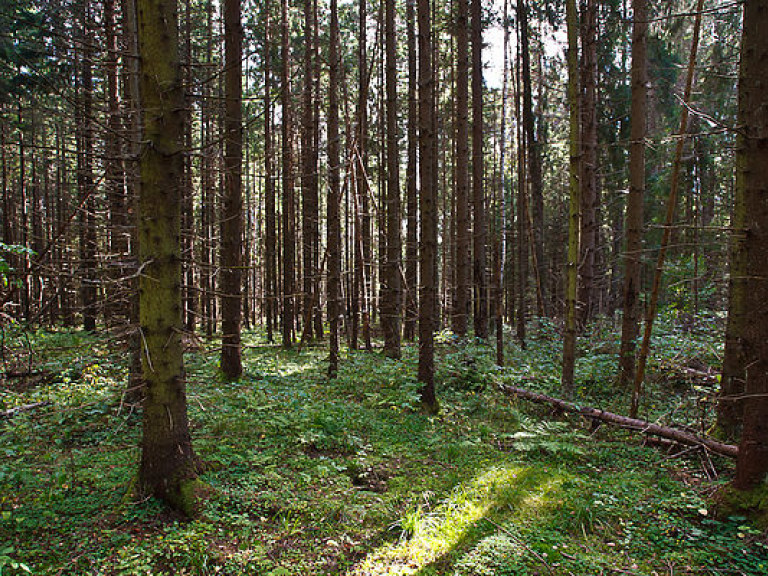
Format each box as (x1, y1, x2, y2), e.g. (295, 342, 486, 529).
(2, 0, 768, 573)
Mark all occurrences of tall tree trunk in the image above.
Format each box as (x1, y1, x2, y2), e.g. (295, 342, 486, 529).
(281, 0, 295, 349)
(733, 0, 768, 492)
(104, 0, 126, 325)
(79, 1, 97, 332)
(357, 0, 373, 352)
(136, 0, 199, 514)
(301, 0, 316, 343)
(496, 0, 510, 366)
(578, 0, 598, 325)
(418, 0, 438, 414)
(618, 0, 647, 389)
(562, 0, 581, 399)
(327, 0, 341, 377)
(515, 9, 527, 346)
(629, 0, 704, 419)
(519, 0, 546, 319)
(404, 0, 418, 342)
(220, 0, 243, 379)
(470, 0, 487, 338)
(453, 0, 470, 337)
(264, 0, 276, 343)
(382, 0, 401, 358)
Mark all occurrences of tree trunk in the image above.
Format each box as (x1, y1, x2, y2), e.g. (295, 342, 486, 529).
(382, 0, 401, 358)
(453, 0, 470, 337)
(220, 0, 243, 379)
(418, 0, 438, 414)
(301, 0, 316, 343)
(281, 0, 295, 349)
(519, 0, 546, 319)
(264, 0, 276, 343)
(404, 0, 418, 342)
(327, 0, 341, 377)
(562, 0, 581, 399)
(470, 0, 487, 339)
(78, 0, 97, 332)
(578, 0, 598, 325)
(136, 0, 199, 514)
(629, 0, 704, 419)
(733, 0, 768, 492)
(618, 0, 647, 389)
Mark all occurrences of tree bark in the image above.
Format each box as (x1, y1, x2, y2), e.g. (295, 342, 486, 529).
(264, 0, 276, 343)
(578, 0, 598, 325)
(618, 0, 647, 391)
(404, 0, 418, 342)
(453, 0, 470, 338)
(733, 0, 768, 492)
(220, 0, 243, 379)
(136, 0, 199, 513)
(470, 0, 487, 339)
(327, 0, 341, 377)
(382, 0, 401, 358)
(562, 0, 581, 399)
(418, 0, 438, 414)
(281, 0, 295, 349)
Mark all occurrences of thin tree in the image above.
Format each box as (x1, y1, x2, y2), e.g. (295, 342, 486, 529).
(301, 0, 316, 342)
(418, 0, 438, 414)
(136, 0, 200, 513)
(470, 0, 487, 338)
(578, 0, 598, 324)
(327, 0, 341, 377)
(453, 0, 470, 337)
(220, 0, 243, 379)
(732, 0, 768, 493)
(382, 0, 401, 358)
(281, 0, 295, 349)
(264, 0, 277, 342)
(562, 0, 581, 398)
(519, 0, 546, 318)
(618, 0, 647, 389)
(404, 0, 418, 342)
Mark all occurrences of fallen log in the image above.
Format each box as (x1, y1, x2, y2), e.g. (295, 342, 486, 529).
(499, 383, 738, 459)
(0, 401, 52, 420)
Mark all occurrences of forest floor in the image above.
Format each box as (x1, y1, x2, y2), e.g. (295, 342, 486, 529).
(1, 315, 766, 575)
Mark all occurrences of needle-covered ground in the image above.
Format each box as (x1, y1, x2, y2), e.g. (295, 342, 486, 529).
(1, 317, 766, 575)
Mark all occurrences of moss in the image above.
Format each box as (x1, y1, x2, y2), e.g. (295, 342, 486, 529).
(716, 484, 768, 529)
(169, 478, 214, 518)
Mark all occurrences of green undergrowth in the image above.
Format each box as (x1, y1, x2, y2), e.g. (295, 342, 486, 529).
(0, 317, 765, 575)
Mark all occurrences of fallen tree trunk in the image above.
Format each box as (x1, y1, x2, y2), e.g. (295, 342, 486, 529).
(0, 401, 51, 420)
(499, 383, 738, 459)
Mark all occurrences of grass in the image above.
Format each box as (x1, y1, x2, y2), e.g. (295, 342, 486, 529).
(0, 317, 766, 575)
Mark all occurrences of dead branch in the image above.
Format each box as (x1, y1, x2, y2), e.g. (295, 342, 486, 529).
(499, 383, 738, 459)
(0, 401, 52, 420)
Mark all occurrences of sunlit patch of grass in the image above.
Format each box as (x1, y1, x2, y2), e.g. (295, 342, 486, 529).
(351, 465, 568, 575)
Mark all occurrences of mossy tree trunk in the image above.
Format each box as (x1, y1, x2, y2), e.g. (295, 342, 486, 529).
(733, 0, 768, 492)
(136, 0, 198, 512)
